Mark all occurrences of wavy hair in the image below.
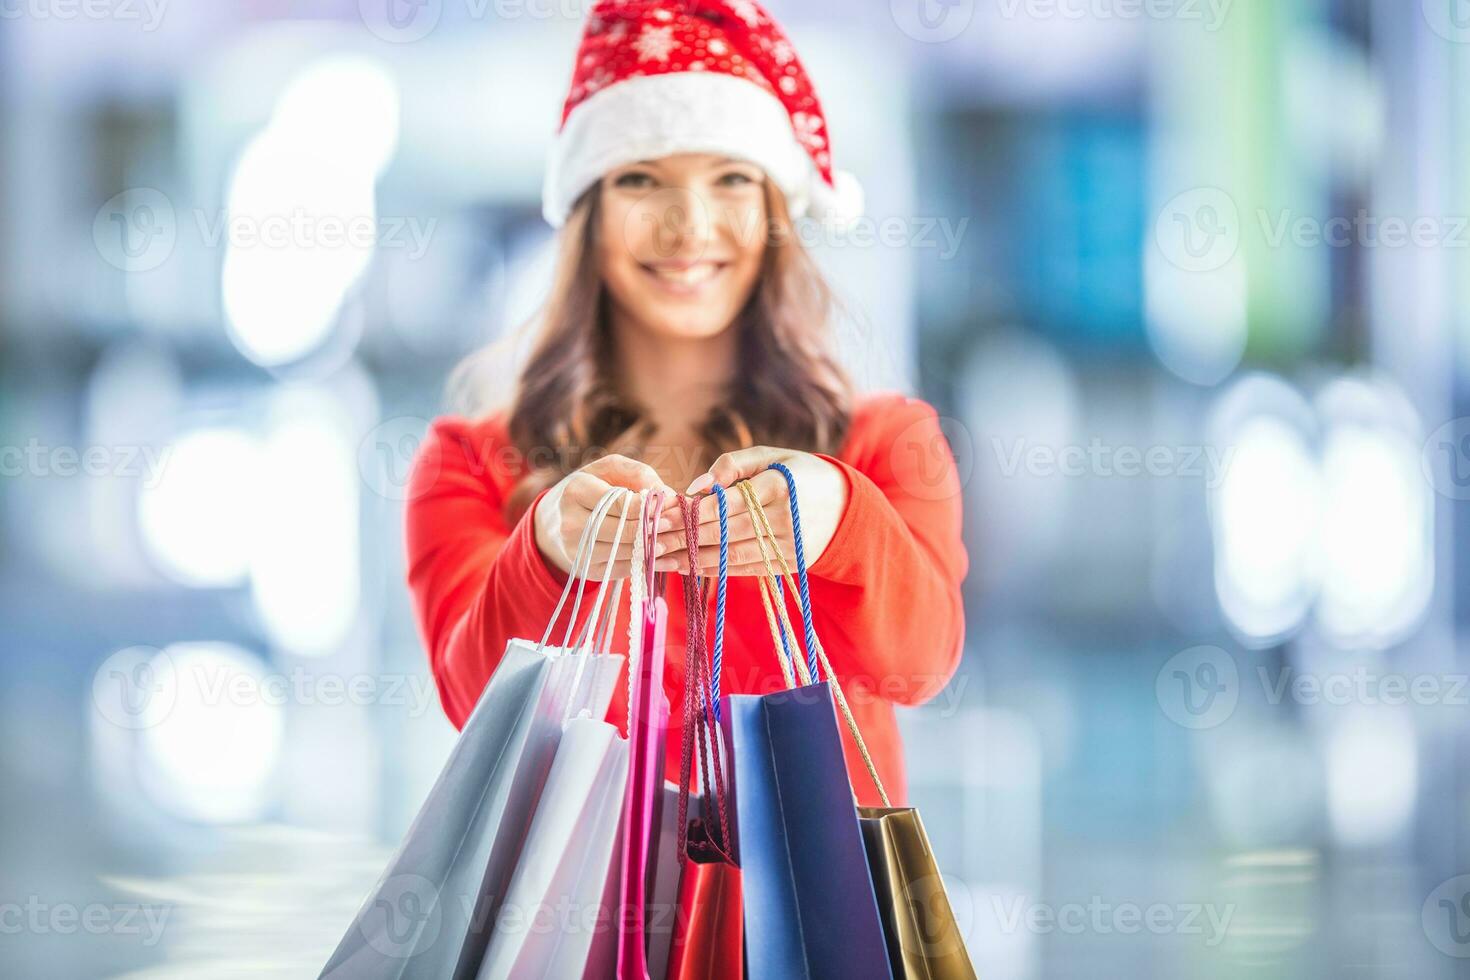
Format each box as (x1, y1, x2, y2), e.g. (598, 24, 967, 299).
(453, 180, 853, 523)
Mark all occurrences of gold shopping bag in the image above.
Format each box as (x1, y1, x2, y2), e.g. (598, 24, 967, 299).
(857, 806, 978, 980)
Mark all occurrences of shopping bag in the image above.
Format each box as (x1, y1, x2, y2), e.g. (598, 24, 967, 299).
(857, 807, 977, 980)
(666, 492, 742, 980)
(716, 473, 898, 980)
(321, 488, 632, 980)
(644, 780, 699, 980)
(617, 492, 672, 980)
(475, 713, 630, 978)
(721, 682, 891, 980)
(737, 464, 977, 979)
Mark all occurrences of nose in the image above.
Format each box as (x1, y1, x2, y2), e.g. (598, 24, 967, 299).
(643, 185, 714, 261)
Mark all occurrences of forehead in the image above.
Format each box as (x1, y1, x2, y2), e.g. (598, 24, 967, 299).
(616, 153, 763, 172)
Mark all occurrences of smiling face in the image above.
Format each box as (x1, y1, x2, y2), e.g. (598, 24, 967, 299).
(596, 152, 769, 342)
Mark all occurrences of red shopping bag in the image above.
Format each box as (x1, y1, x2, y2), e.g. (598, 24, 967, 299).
(666, 494, 742, 980)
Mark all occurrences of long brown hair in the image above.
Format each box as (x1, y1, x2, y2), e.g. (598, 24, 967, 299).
(456, 180, 853, 522)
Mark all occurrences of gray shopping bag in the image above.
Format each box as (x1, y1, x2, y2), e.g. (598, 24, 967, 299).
(319, 641, 618, 979)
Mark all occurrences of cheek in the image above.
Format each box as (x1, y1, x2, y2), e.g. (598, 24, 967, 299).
(598, 198, 640, 268)
(721, 214, 766, 294)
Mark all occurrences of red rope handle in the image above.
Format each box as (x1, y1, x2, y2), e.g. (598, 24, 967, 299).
(673, 494, 736, 862)
(675, 495, 701, 862)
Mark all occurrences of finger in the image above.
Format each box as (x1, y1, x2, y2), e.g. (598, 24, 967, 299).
(591, 491, 653, 542)
(651, 559, 788, 578)
(653, 537, 790, 572)
(581, 559, 636, 583)
(651, 510, 763, 555)
(565, 538, 639, 568)
(584, 453, 670, 492)
(656, 473, 786, 533)
(562, 470, 616, 510)
(562, 487, 642, 545)
(685, 447, 789, 496)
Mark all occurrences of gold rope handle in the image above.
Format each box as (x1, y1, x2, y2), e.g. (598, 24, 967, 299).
(734, 480, 811, 688)
(734, 479, 891, 807)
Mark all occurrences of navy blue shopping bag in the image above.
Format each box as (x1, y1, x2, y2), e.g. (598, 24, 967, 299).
(721, 681, 894, 980)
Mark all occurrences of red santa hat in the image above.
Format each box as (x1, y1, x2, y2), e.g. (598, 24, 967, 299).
(542, 0, 863, 229)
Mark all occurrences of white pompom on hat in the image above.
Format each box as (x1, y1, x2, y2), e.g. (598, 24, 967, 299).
(542, 0, 863, 230)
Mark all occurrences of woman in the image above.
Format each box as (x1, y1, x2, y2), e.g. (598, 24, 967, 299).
(405, 0, 966, 806)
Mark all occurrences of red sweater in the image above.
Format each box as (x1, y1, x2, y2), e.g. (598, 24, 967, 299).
(404, 392, 967, 806)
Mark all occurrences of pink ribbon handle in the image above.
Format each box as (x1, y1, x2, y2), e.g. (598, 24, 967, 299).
(618, 489, 669, 979)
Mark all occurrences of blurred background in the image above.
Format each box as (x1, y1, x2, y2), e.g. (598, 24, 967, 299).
(3, 0, 1469, 976)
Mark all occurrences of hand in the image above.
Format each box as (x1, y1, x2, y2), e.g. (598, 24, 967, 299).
(653, 448, 848, 576)
(534, 455, 675, 578)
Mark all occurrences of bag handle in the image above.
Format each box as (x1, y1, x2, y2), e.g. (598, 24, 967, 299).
(675, 493, 733, 862)
(734, 475, 892, 807)
(537, 486, 625, 652)
(768, 462, 821, 683)
(719, 482, 804, 691)
(571, 490, 633, 653)
(624, 490, 650, 718)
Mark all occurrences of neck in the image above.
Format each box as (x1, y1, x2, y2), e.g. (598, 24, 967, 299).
(609, 307, 738, 436)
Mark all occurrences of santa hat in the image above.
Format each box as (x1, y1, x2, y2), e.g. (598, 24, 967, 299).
(542, 0, 863, 229)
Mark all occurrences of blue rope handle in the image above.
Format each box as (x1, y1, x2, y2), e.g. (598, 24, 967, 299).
(709, 484, 729, 722)
(768, 462, 821, 684)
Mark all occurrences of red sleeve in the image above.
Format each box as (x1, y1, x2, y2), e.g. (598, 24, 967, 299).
(806, 394, 968, 707)
(404, 416, 585, 729)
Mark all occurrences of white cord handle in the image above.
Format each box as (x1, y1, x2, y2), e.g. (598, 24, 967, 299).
(538, 487, 624, 652)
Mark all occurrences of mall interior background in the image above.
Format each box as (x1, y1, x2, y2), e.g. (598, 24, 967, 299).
(2, 0, 1469, 976)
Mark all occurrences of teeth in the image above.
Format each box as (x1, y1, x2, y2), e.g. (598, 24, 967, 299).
(650, 263, 718, 285)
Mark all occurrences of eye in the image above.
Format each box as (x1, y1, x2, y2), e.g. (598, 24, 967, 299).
(613, 170, 657, 189)
(716, 170, 760, 188)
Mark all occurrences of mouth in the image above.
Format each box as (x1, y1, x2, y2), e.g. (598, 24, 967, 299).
(639, 260, 728, 295)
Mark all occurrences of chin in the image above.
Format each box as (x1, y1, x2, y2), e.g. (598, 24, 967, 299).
(638, 304, 740, 340)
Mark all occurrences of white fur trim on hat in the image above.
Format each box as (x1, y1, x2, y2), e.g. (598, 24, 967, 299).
(542, 71, 862, 229)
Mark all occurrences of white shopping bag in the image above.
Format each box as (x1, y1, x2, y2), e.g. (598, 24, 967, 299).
(320, 641, 615, 980)
(477, 712, 631, 978)
(321, 488, 636, 980)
